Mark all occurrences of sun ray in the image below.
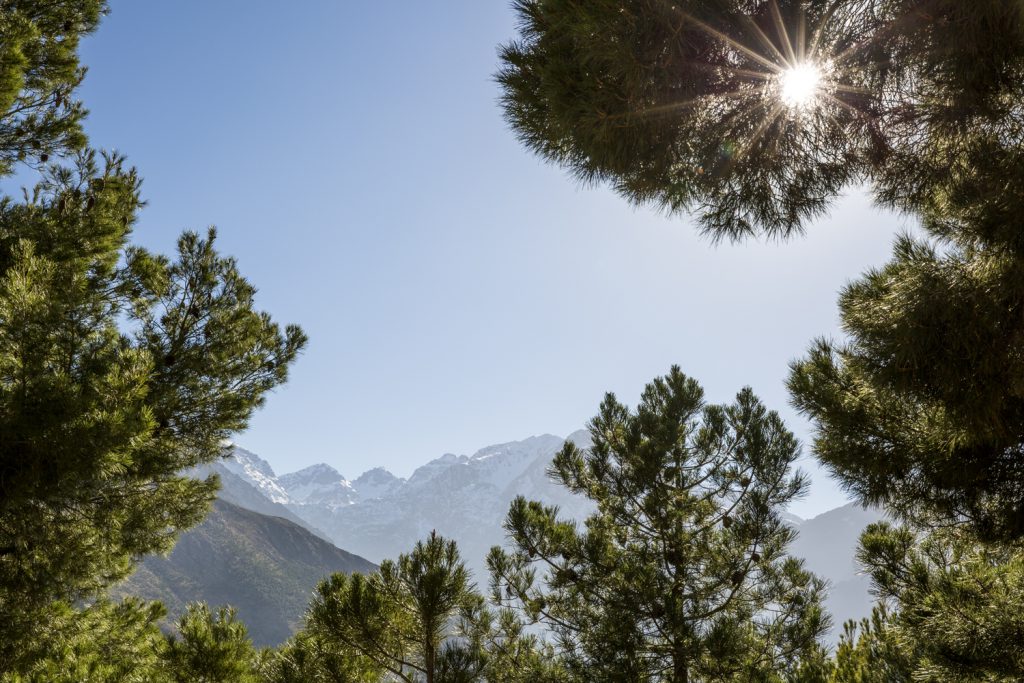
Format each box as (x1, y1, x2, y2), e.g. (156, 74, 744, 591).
(736, 12, 789, 66)
(668, 8, 784, 73)
(796, 10, 807, 62)
(717, 102, 787, 177)
(825, 4, 925, 67)
(822, 91, 877, 122)
(768, 0, 798, 65)
(602, 87, 761, 123)
(832, 82, 874, 96)
(807, 0, 845, 62)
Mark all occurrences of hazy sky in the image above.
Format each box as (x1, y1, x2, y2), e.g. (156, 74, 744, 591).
(74, 1, 911, 518)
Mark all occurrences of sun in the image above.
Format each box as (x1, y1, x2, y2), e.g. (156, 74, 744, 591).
(779, 63, 823, 109)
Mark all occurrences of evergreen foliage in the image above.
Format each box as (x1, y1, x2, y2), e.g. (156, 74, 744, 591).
(308, 531, 488, 683)
(163, 603, 261, 683)
(789, 236, 1024, 542)
(0, 1, 311, 676)
(0, 598, 165, 683)
(0, 1, 103, 176)
(827, 607, 914, 683)
(851, 524, 1024, 681)
(498, 1, 1024, 243)
(260, 631, 380, 683)
(488, 367, 828, 682)
(0, 154, 307, 666)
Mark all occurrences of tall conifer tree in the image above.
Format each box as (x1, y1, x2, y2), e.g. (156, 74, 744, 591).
(0, 2, 308, 671)
(0, 152, 307, 666)
(489, 367, 828, 683)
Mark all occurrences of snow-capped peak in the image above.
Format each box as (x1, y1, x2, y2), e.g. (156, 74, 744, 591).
(279, 463, 356, 508)
(352, 467, 405, 501)
(221, 447, 291, 504)
(406, 453, 471, 487)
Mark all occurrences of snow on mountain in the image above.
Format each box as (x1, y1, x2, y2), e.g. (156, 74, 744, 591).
(279, 463, 357, 508)
(218, 434, 593, 579)
(406, 453, 471, 487)
(219, 433, 879, 641)
(221, 446, 291, 504)
(467, 434, 565, 489)
(352, 468, 405, 502)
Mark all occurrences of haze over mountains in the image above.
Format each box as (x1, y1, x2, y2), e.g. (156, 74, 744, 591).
(199, 433, 883, 639)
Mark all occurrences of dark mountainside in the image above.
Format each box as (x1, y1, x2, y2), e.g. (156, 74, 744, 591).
(116, 499, 376, 646)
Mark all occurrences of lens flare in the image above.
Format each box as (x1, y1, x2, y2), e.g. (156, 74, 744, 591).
(779, 63, 823, 109)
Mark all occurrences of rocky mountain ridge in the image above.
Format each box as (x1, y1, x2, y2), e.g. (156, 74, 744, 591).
(210, 433, 883, 639)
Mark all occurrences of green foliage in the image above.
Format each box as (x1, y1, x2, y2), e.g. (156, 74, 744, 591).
(469, 607, 569, 683)
(259, 631, 379, 683)
(788, 236, 1024, 542)
(498, 1, 1024, 243)
(489, 367, 828, 682)
(0, 598, 166, 683)
(827, 606, 914, 683)
(0, 152, 307, 667)
(0, 1, 311, 676)
(0, 1, 103, 176)
(852, 524, 1024, 681)
(163, 603, 260, 683)
(308, 532, 487, 683)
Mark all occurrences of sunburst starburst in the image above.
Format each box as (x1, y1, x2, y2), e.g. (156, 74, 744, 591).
(779, 63, 823, 109)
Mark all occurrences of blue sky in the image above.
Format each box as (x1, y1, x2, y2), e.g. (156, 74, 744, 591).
(74, 1, 909, 517)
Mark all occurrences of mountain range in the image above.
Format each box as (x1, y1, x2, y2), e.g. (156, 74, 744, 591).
(196, 433, 884, 639)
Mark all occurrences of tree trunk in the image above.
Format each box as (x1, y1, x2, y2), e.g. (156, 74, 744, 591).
(673, 648, 689, 683)
(425, 640, 436, 683)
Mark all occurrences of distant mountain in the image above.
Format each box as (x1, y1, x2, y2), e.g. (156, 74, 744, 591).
(116, 499, 375, 647)
(278, 433, 595, 577)
(280, 463, 357, 508)
(787, 502, 886, 632)
(221, 446, 292, 503)
(189, 455, 331, 542)
(219, 434, 884, 642)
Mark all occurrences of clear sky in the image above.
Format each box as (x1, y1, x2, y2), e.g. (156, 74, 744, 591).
(74, 1, 911, 518)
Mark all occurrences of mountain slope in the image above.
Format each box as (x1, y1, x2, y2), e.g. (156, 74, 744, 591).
(221, 435, 883, 642)
(116, 499, 375, 646)
(788, 502, 885, 633)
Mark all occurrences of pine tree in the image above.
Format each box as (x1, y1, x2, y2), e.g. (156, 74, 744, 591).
(848, 524, 1024, 681)
(471, 607, 570, 683)
(788, 235, 1024, 542)
(162, 603, 260, 683)
(0, 153, 307, 667)
(827, 606, 914, 683)
(0, 1, 310, 674)
(488, 367, 828, 683)
(259, 631, 380, 683)
(0, 1, 104, 176)
(308, 532, 489, 683)
(0, 598, 167, 683)
(497, 1, 1024, 242)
